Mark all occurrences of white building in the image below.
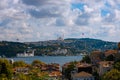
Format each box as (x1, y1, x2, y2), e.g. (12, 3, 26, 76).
(53, 48, 68, 55)
(71, 71, 94, 80)
(17, 49, 35, 57)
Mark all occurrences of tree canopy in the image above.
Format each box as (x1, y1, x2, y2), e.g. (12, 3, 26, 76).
(0, 59, 13, 79)
(64, 61, 77, 80)
(114, 61, 120, 71)
(102, 69, 120, 80)
(81, 55, 91, 63)
(31, 60, 46, 67)
(13, 60, 27, 68)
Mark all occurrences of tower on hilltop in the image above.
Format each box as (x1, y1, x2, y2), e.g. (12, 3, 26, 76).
(57, 34, 64, 41)
(57, 36, 64, 41)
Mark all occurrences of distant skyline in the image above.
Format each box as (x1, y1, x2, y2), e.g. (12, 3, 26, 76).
(0, 0, 120, 42)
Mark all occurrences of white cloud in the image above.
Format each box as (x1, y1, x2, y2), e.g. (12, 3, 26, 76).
(84, 5, 93, 13)
(0, 0, 120, 42)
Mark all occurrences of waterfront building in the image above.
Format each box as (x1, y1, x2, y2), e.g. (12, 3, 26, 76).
(17, 49, 35, 57)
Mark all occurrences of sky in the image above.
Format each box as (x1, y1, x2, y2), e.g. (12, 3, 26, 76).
(0, 0, 120, 42)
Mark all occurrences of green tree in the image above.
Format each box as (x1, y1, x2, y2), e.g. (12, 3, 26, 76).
(31, 60, 46, 67)
(14, 73, 32, 80)
(105, 55, 115, 61)
(114, 61, 120, 71)
(13, 61, 27, 68)
(64, 61, 77, 80)
(81, 55, 91, 63)
(102, 69, 120, 80)
(93, 71, 100, 80)
(0, 59, 13, 79)
(29, 68, 49, 80)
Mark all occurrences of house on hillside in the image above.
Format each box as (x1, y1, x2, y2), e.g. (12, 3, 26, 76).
(13, 67, 29, 74)
(104, 50, 117, 57)
(48, 71, 62, 80)
(104, 50, 118, 61)
(98, 61, 114, 76)
(75, 62, 93, 74)
(90, 51, 104, 65)
(71, 71, 95, 80)
(47, 63, 60, 71)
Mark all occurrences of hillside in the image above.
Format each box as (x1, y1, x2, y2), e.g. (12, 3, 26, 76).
(0, 38, 118, 57)
(25, 38, 117, 56)
(0, 41, 28, 57)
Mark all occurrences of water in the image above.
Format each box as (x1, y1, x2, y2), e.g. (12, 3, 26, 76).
(8, 56, 82, 66)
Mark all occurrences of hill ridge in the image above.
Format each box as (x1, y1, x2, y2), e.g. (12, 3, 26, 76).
(0, 38, 118, 57)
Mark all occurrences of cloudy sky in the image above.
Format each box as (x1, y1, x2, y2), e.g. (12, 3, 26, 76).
(0, 0, 120, 42)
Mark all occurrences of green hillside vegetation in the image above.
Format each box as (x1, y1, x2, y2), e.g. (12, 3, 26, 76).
(0, 38, 117, 57)
(0, 41, 28, 57)
(28, 38, 117, 56)
(0, 59, 49, 80)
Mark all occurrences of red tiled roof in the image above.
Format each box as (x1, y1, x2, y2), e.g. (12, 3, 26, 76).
(99, 61, 114, 67)
(49, 71, 62, 77)
(76, 63, 92, 68)
(72, 71, 93, 78)
(104, 50, 117, 57)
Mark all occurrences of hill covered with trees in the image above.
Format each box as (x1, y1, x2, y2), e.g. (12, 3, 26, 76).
(0, 41, 28, 57)
(0, 38, 118, 57)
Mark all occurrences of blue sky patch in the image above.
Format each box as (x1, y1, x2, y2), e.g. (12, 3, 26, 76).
(101, 9, 110, 17)
(0, 19, 11, 26)
(71, 3, 85, 11)
(105, 2, 111, 8)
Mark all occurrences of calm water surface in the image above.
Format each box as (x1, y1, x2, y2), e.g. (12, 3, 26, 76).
(8, 56, 82, 66)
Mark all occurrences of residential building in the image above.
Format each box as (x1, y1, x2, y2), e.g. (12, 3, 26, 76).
(46, 63, 60, 71)
(90, 51, 104, 65)
(13, 67, 29, 74)
(71, 71, 95, 80)
(75, 62, 93, 74)
(98, 61, 114, 76)
(48, 71, 62, 80)
(104, 50, 117, 57)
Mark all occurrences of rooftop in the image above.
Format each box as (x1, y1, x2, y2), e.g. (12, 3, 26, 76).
(49, 71, 62, 77)
(99, 61, 114, 67)
(72, 71, 93, 78)
(76, 63, 92, 68)
(104, 50, 117, 57)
